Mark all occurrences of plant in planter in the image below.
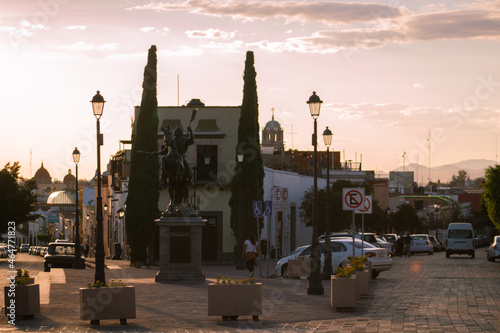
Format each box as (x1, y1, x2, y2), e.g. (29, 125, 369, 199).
(4, 269, 40, 321)
(351, 257, 369, 298)
(80, 279, 136, 325)
(331, 266, 357, 309)
(208, 276, 262, 321)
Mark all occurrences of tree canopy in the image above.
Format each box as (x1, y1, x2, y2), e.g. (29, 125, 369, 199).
(125, 45, 160, 264)
(388, 203, 422, 234)
(0, 162, 37, 234)
(229, 51, 265, 242)
(482, 165, 500, 231)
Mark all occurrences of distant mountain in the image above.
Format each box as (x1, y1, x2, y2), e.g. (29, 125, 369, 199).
(392, 159, 496, 183)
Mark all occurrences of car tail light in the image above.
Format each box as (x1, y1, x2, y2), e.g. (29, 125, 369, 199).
(426, 241, 429, 245)
(494, 245, 497, 250)
(365, 252, 377, 257)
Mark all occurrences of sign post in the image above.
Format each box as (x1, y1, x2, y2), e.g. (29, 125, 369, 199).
(355, 195, 372, 256)
(342, 188, 365, 260)
(253, 201, 263, 277)
(264, 200, 272, 276)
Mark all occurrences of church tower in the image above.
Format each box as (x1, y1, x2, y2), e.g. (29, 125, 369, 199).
(261, 108, 284, 154)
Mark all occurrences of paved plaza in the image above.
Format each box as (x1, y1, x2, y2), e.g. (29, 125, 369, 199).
(1, 250, 499, 332)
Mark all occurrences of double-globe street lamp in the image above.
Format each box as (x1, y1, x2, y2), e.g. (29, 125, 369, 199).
(72, 147, 85, 269)
(307, 91, 324, 295)
(322, 127, 333, 279)
(235, 149, 245, 270)
(91, 90, 106, 284)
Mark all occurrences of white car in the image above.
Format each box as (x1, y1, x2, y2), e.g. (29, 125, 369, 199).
(276, 237, 392, 279)
(487, 235, 500, 262)
(410, 234, 433, 255)
(376, 236, 395, 256)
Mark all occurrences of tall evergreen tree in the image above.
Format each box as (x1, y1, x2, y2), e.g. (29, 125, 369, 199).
(229, 51, 265, 245)
(125, 45, 159, 264)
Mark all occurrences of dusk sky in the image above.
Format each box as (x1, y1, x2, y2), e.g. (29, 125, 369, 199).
(2, 0, 500, 183)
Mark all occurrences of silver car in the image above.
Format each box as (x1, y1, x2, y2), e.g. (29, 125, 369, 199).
(487, 236, 500, 262)
(410, 234, 433, 255)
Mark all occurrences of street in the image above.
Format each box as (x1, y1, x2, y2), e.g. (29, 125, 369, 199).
(1, 249, 500, 332)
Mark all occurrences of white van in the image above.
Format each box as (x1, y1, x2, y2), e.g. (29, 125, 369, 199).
(445, 222, 475, 258)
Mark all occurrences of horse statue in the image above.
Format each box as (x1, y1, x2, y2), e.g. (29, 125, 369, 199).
(158, 127, 191, 215)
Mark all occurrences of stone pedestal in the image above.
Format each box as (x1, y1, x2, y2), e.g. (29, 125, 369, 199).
(155, 216, 207, 283)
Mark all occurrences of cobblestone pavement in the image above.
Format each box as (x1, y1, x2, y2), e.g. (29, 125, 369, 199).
(1, 249, 500, 332)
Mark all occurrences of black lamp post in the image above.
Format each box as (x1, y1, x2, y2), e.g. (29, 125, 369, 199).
(322, 127, 333, 279)
(91, 90, 106, 284)
(434, 203, 440, 238)
(72, 147, 85, 269)
(236, 149, 245, 270)
(307, 91, 324, 295)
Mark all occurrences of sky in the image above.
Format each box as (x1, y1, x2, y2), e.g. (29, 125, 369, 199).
(2, 0, 500, 183)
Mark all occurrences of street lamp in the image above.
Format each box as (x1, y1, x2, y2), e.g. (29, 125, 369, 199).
(307, 91, 324, 295)
(91, 90, 106, 284)
(322, 126, 333, 279)
(72, 147, 84, 269)
(434, 203, 440, 238)
(236, 148, 245, 270)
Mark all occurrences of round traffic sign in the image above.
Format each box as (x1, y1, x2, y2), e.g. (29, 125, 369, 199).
(344, 189, 363, 209)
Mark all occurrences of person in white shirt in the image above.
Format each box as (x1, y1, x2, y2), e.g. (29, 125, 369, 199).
(242, 232, 259, 277)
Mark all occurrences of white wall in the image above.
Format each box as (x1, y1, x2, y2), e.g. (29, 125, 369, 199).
(263, 167, 326, 257)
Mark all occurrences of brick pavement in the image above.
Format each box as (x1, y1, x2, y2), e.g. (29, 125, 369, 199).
(1, 250, 500, 332)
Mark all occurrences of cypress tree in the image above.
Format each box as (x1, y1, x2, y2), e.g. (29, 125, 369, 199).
(229, 51, 265, 247)
(125, 45, 159, 265)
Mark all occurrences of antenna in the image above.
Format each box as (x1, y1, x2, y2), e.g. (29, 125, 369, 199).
(402, 151, 406, 172)
(289, 125, 298, 150)
(30, 149, 32, 178)
(177, 74, 180, 106)
(416, 151, 419, 186)
(427, 129, 431, 182)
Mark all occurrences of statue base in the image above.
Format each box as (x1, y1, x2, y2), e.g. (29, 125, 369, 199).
(154, 214, 207, 283)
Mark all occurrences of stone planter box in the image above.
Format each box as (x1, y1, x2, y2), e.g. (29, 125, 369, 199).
(4, 284, 40, 318)
(208, 283, 262, 321)
(80, 286, 136, 325)
(331, 276, 357, 309)
(288, 259, 311, 278)
(353, 269, 370, 298)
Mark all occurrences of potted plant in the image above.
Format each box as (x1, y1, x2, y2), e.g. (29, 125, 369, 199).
(4, 269, 40, 320)
(352, 257, 370, 298)
(331, 266, 357, 309)
(208, 276, 262, 321)
(79, 279, 135, 325)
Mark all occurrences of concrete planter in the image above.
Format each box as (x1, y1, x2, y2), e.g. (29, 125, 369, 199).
(288, 259, 311, 278)
(4, 284, 40, 318)
(208, 283, 262, 321)
(80, 286, 136, 325)
(353, 269, 370, 298)
(330, 276, 357, 309)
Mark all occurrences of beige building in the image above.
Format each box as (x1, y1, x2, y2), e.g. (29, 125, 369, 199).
(135, 99, 240, 263)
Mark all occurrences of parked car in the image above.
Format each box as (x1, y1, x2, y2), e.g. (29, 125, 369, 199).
(44, 242, 85, 271)
(487, 236, 500, 262)
(376, 236, 395, 257)
(327, 233, 380, 247)
(276, 237, 392, 279)
(20, 244, 30, 252)
(428, 235, 442, 252)
(383, 234, 398, 245)
(410, 234, 433, 255)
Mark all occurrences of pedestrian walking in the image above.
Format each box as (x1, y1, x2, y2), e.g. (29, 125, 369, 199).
(243, 232, 259, 277)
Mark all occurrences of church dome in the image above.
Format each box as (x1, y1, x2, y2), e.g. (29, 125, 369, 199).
(47, 191, 75, 205)
(63, 169, 76, 184)
(34, 162, 51, 184)
(265, 119, 281, 130)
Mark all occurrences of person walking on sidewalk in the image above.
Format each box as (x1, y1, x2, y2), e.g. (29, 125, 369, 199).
(243, 232, 259, 277)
